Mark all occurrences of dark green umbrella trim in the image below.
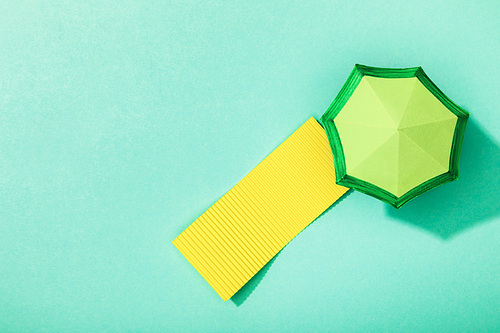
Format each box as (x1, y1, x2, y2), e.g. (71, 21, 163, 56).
(320, 64, 469, 208)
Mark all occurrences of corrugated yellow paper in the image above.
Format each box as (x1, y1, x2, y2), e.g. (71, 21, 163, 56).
(173, 118, 348, 300)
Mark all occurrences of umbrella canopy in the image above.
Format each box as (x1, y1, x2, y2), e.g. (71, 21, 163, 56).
(321, 65, 469, 208)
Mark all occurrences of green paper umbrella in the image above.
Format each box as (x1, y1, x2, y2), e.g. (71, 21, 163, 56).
(321, 65, 469, 208)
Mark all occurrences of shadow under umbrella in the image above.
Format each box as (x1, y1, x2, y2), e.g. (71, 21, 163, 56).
(387, 119, 500, 239)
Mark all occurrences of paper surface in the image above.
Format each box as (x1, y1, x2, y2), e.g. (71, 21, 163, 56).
(173, 118, 348, 301)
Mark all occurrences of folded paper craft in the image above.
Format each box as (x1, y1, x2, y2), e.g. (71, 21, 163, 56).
(321, 65, 469, 208)
(173, 65, 469, 301)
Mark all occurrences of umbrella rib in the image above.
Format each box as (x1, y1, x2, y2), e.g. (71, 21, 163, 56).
(348, 134, 395, 177)
(399, 78, 420, 128)
(364, 77, 398, 129)
(398, 117, 457, 130)
(398, 130, 449, 170)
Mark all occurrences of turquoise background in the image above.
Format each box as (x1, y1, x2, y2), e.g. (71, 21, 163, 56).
(0, 1, 499, 332)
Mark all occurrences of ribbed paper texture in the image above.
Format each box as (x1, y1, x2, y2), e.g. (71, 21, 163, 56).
(173, 118, 348, 300)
